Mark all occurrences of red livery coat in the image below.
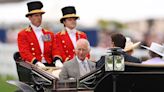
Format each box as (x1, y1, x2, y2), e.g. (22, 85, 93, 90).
(17, 27, 56, 64)
(53, 30, 90, 62)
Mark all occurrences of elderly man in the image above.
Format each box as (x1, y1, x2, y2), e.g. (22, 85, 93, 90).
(59, 39, 95, 80)
(17, 1, 57, 68)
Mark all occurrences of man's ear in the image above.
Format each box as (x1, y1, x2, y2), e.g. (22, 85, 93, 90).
(28, 15, 32, 20)
(88, 48, 91, 52)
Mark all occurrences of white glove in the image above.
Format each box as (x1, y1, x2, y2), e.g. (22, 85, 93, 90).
(52, 69, 61, 79)
(35, 62, 46, 68)
(55, 60, 63, 67)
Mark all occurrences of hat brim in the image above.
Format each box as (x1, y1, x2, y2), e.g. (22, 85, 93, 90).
(141, 45, 164, 56)
(26, 9, 45, 17)
(124, 42, 141, 52)
(60, 14, 79, 23)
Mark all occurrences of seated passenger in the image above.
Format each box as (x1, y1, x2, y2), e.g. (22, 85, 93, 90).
(124, 37, 141, 56)
(141, 42, 164, 64)
(59, 39, 96, 80)
(111, 33, 141, 63)
(96, 33, 141, 68)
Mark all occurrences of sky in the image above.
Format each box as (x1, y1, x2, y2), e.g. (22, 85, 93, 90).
(1, 0, 164, 27)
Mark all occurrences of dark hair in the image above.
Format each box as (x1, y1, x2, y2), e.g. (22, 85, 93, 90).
(62, 17, 78, 26)
(111, 33, 126, 49)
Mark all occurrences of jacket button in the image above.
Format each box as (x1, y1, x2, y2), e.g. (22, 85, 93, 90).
(66, 50, 68, 53)
(64, 45, 66, 48)
(31, 48, 35, 51)
(30, 43, 34, 45)
(62, 40, 65, 43)
(32, 53, 35, 55)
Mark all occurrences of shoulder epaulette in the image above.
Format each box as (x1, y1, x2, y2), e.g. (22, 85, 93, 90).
(25, 27, 32, 32)
(43, 28, 54, 33)
(77, 30, 85, 34)
(60, 30, 66, 35)
(43, 28, 49, 32)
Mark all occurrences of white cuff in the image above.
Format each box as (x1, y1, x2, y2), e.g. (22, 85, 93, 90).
(55, 60, 63, 67)
(35, 62, 45, 68)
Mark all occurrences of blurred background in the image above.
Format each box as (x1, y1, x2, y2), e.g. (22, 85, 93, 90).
(1, 0, 164, 91)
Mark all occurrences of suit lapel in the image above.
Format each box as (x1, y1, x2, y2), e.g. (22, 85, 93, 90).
(42, 29, 47, 53)
(27, 27, 42, 54)
(61, 30, 75, 49)
(88, 61, 95, 71)
(76, 30, 84, 41)
(76, 32, 80, 41)
(72, 57, 80, 78)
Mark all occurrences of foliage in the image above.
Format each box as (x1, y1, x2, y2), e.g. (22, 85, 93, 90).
(0, 75, 17, 92)
(98, 19, 127, 31)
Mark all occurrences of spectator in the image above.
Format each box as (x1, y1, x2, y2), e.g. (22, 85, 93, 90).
(96, 33, 141, 68)
(124, 37, 141, 56)
(110, 33, 141, 63)
(141, 42, 164, 64)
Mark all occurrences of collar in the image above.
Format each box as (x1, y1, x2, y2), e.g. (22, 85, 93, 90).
(30, 23, 42, 32)
(65, 27, 76, 34)
(76, 56, 87, 64)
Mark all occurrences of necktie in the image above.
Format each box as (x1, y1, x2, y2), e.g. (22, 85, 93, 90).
(82, 62, 87, 71)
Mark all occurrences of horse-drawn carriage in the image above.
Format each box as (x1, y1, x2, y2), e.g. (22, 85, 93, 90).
(8, 52, 164, 92)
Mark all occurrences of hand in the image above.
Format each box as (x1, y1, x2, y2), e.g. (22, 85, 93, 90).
(55, 60, 63, 67)
(35, 62, 46, 68)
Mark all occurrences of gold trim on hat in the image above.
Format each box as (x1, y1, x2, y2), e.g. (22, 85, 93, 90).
(62, 14, 79, 18)
(124, 42, 141, 52)
(26, 9, 45, 17)
(60, 14, 79, 22)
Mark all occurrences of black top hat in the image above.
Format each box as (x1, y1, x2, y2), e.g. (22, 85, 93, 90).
(60, 6, 79, 23)
(25, 1, 45, 17)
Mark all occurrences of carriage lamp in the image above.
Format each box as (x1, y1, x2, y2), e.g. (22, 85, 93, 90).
(105, 47, 125, 71)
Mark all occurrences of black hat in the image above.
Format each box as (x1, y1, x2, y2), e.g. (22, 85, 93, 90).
(25, 1, 45, 17)
(13, 52, 22, 62)
(60, 6, 79, 23)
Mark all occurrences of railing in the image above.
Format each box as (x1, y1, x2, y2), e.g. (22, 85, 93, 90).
(0, 43, 18, 78)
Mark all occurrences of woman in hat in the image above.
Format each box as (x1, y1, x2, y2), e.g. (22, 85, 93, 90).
(53, 6, 90, 65)
(141, 42, 164, 64)
(124, 37, 141, 56)
(17, 1, 58, 68)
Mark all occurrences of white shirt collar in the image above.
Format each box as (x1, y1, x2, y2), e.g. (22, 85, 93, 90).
(30, 23, 42, 32)
(65, 27, 76, 34)
(76, 56, 87, 64)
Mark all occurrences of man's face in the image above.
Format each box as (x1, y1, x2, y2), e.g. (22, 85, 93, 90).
(75, 43, 89, 61)
(28, 13, 42, 27)
(63, 17, 77, 29)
